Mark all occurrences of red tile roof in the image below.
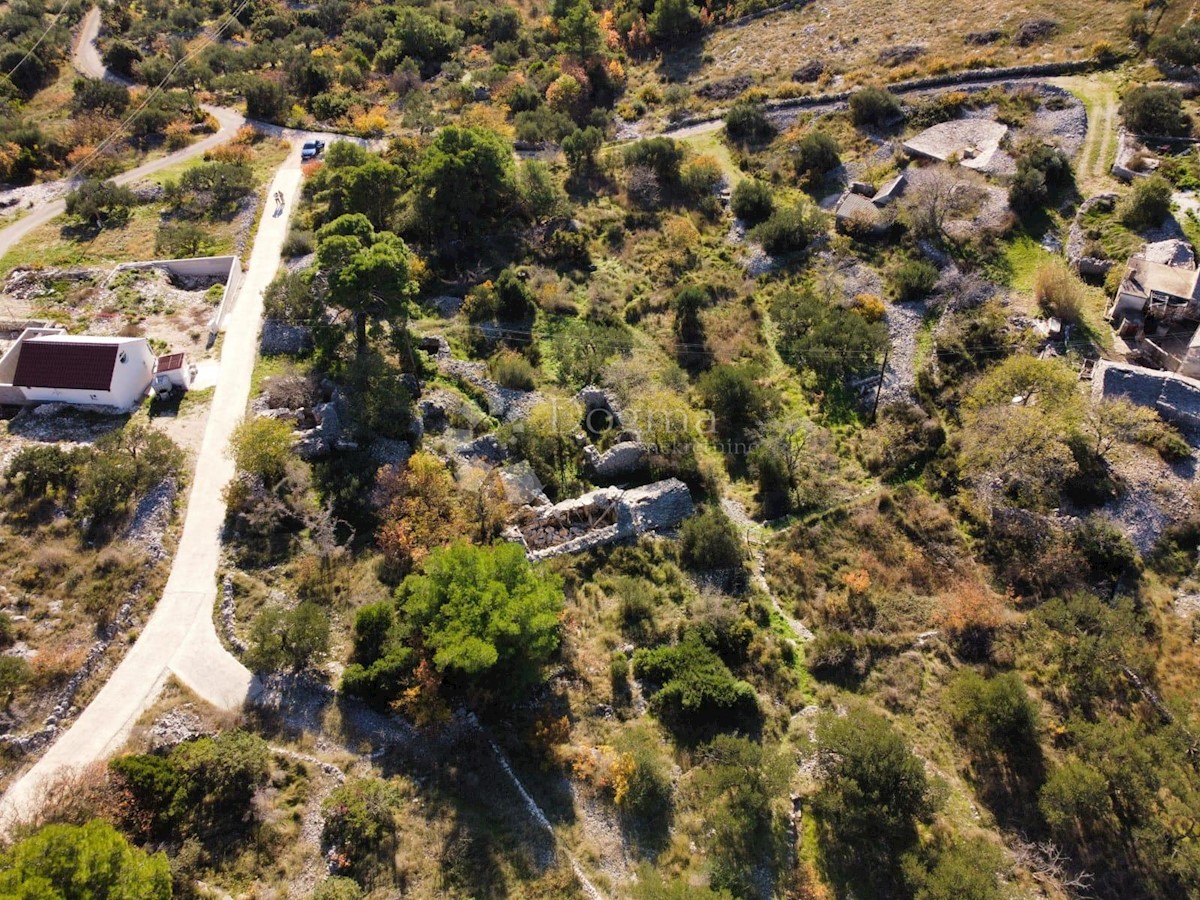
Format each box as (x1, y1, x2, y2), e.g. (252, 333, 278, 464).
(157, 353, 185, 372)
(13, 341, 119, 391)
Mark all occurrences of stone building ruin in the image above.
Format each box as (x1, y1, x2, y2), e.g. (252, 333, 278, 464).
(505, 478, 694, 560)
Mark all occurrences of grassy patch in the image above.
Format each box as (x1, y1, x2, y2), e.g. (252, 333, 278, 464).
(679, 128, 745, 185)
(682, 0, 1124, 102)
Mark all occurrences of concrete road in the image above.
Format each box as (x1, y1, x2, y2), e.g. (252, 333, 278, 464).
(0, 7, 375, 831)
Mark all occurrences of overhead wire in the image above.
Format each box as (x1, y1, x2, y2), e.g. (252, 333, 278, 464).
(64, 0, 255, 179)
(3, 0, 72, 82)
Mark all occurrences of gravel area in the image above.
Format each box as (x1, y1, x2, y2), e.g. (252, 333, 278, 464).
(880, 299, 929, 405)
(422, 334, 542, 422)
(0, 181, 73, 223)
(123, 477, 178, 562)
(726, 218, 776, 276)
(1024, 91, 1089, 158)
(1098, 449, 1198, 556)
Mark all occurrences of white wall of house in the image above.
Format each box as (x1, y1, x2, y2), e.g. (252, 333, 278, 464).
(22, 338, 155, 409)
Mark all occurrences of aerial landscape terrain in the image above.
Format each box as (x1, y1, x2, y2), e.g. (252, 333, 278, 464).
(1, 0, 1200, 897)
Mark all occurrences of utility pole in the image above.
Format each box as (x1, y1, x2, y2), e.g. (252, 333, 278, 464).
(870, 345, 889, 423)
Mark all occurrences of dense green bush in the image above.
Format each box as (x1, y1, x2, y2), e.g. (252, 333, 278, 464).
(724, 101, 775, 145)
(730, 178, 774, 224)
(230, 416, 294, 482)
(1120, 84, 1189, 136)
(322, 777, 401, 873)
(464, 267, 536, 322)
(71, 77, 130, 116)
(751, 202, 822, 255)
(553, 318, 633, 387)
(793, 131, 840, 180)
(4, 424, 183, 535)
(413, 126, 518, 245)
(679, 506, 745, 572)
(281, 228, 315, 258)
(246, 601, 331, 672)
(945, 670, 1039, 757)
(243, 76, 289, 121)
(623, 137, 684, 185)
(813, 706, 932, 889)
(648, 0, 700, 44)
(313, 877, 364, 900)
(633, 632, 759, 741)
(488, 349, 538, 389)
(696, 363, 776, 442)
(0, 821, 171, 900)
(1009, 142, 1073, 215)
(890, 257, 939, 301)
(771, 286, 888, 385)
(110, 730, 270, 841)
(1151, 22, 1200, 67)
(906, 837, 1007, 900)
(1119, 174, 1173, 230)
(691, 735, 789, 896)
(850, 86, 903, 128)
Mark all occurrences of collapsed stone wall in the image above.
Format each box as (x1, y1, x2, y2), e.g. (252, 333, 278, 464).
(507, 478, 695, 560)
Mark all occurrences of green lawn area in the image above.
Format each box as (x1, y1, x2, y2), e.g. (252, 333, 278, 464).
(678, 128, 745, 186)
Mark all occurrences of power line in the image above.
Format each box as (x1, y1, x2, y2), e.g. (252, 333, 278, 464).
(3, 0, 71, 82)
(272, 304, 1104, 360)
(65, 0, 254, 179)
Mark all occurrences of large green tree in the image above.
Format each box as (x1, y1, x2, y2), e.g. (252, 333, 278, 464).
(412, 126, 517, 245)
(0, 820, 171, 900)
(813, 706, 933, 888)
(315, 214, 417, 354)
(399, 541, 564, 691)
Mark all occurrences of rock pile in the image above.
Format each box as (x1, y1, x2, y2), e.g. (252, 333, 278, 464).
(1067, 194, 1119, 277)
(583, 441, 649, 483)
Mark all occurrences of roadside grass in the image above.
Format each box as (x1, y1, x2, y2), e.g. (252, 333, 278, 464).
(678, 128, 744, 185)
(1051, 73, 1122, 192)
(0, 205, 164, 281)
(249, 352, 309, 401)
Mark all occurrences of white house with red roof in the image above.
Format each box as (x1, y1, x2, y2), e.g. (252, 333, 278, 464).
(0, 329, 156, 409)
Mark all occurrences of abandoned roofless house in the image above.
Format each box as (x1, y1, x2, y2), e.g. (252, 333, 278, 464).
(1108, 240, 1200, 379)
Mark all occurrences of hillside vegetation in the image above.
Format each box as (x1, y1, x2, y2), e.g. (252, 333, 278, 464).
(2, 0, 1200, 898)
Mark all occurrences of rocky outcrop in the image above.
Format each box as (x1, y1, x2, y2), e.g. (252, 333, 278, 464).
(1093, 360, 1200, 434)
(459, 433, 507, 465)
(583, 441, 649, 483)
(1111, 129, 1153, 182)
(422, 334, 540, 422)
